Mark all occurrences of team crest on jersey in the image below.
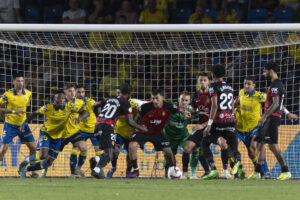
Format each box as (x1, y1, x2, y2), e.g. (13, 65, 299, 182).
(173, 104, 178, 109)
(162, 111, 165, 116)
(24, 98, 27, 101)
(219, 113, 224, 119)
(271, 88, 278, 94)
(251, 98, 253, 101)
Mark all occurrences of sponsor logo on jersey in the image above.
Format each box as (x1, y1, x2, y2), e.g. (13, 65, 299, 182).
(150, 119, 162, 125)
(162, 111, 165, 116)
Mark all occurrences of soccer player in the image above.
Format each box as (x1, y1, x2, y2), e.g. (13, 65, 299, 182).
(234, 76, 271, 178)
(60, 83, 90, 178)
(18, 92, 83, 178)
(181, 73, 212, 179)
(91, 83, 147, 179)
(202, 64, 244, 180)
(0, 72, 36, 169)
(128, 89, 190, 178)
(106, 87, 143, 178)
(249, 63, 298, 180)
(68, 85, 103, 178)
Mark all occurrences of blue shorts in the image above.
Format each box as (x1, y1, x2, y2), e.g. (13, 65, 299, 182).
(60, 132, 85, 151)
(1, 122, 34, 144)
(237, 126, 259, 148)
(38, 131, 61, 159)
(79, 130, 99, 147)
(115, 134, 129, 151)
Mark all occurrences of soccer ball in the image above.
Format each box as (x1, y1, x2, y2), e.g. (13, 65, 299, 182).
(167, 166, 182, 179)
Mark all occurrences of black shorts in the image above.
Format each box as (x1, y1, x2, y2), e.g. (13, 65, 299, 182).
(131, 132, 170, 151)
(187, 129, 204, 147)
(94, 123, 115, 149)
(255, 115, 281, 144)
(203, 123, 236, 144)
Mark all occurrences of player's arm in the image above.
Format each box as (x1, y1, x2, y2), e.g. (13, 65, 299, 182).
(203, 95, 218, 136)
(93, 100, 104, 116)
(19, 109, 41, 132)
(73, 108, 90, 124)
(0, 108, 24, 115)
(258, 96, 279, 126)
(282, 105, 298, 122)
(126, 115, 148, 132)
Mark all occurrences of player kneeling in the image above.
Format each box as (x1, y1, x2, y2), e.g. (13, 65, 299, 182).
(128, 89, 190, 178)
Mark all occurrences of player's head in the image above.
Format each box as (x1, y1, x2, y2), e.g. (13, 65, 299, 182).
(178, 91, 191, 108)
(211, 64, 226, 80)
(12, 72, 24, 90)
(53, 92, 66, 108)
(116, 86, 121, 96)
(263, 62, 279, 79)
(197, 72, 211, 91)
(119, 83, 132, 98)
(76, 84, 85, 99)
(244, 76, 256, 94)
(64, 83, 76, 100)
(151, 88, 164, 108)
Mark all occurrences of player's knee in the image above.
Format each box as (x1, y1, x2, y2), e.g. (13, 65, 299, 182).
(129, 142, 138, 153)
(183, 143, 193, 153)
(219, 139, 228, 150)
(163, 148, 173, 157)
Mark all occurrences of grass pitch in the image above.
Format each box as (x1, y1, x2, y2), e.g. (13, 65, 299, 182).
(0, 178, 299, 200)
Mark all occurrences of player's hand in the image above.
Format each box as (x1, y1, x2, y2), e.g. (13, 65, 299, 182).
(203, 125, 211, 137)
(18, 125, 25, 132)
(14, 110, 25, 116)
(140, 125, 148, 132)
(287, 113, 298, 122)
(184, 110, 192, 119)
(198, 111, 209, 117)
(72, 118, 81, 124)
(258, 116, 267, 127)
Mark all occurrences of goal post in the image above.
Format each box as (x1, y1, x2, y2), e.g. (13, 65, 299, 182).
(0, 24, 299, 178)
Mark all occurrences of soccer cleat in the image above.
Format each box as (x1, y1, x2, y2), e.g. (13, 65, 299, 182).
(30, 171, 39, 178)
(248, 172, 261, 180)
(106, 167, 116, 178)
(190, 175, 199, 179)
(39, 169, 47, 178)
(89, 157, 97, 170)
(277, 172, 291, 180)
(262, 172, 272, 179)
(128, 170, 139, 178)
(201, 171, 210, 178)
(91, 167, 105, 179)
(75, 168, 85, 178)
(18, 159, 29, 178)
(222, 169, 233, 179)
(202, 170, 219, 180)
(231, 161, 241, 175)
(180, 172, 188, 179)
(238, 166, 245, 179)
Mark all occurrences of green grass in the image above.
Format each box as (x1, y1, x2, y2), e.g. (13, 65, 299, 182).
(0, 178, 300, 200)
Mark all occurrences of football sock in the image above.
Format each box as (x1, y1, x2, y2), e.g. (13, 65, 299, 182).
(281, 165, 289, 173)
(182, 152, 190, 173)
(221, 149, 229, 170)
(70, 149, 78, 175)
(77, 151, 87, 169)
(95, 150, 103, 156)
(190, 150, 199, 175)
(255, 163, 262, 173)
(27, 160, 49, 171)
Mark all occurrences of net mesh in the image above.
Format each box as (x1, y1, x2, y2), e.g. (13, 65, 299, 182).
(0, 28, 299, 177)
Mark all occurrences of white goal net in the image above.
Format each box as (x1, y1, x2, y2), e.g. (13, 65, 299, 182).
(0, 24, 299, 177)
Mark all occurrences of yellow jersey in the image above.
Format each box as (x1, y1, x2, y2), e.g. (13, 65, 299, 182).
(39, 104, 71, 139)
(63, 98, 86, 138)
(138, 8, 167, 24)
(114, 99, 141, 139)
(0, 89, 31, 126)
(79, 97, 96, 134)
(236, 89, 266, 133)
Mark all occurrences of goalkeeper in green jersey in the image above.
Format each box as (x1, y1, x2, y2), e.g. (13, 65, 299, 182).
(163, 91, 208, 179)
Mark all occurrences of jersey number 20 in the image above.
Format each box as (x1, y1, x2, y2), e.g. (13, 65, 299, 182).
(99, 103, 117, 118)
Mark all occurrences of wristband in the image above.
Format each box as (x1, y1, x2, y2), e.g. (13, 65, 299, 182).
(284, 108, 290, 115)
(208, 119, 213, 126)
(11, 110, 15, 114)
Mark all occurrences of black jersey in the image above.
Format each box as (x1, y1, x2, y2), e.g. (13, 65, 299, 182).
(208, 81, 236, 124)
(96, 95, 132, 127)
(265, 79, 285, 117)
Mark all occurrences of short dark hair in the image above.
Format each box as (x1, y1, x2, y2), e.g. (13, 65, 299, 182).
(180, 90, 191, 97)
(120, 83, 132, 95)
(198, 72, 212, 80)
(64, 83, 76, 90)
(264, 62, 279, 73)
(244, 76, 256, 84)
(152, 88, 164, 96)
(76, 84, 85, 90)
(12, 71, 24, 80)
(211, 64, 226, 78)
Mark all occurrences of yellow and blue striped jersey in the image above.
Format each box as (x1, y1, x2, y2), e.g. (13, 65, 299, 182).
(39, 104, 71, 139)
(114, 98, 141, 139)
(79, 97, 96, 134)
(0, 89, 31, 126)
(63, 98, 86, 138)
(236, 89, 266, 133)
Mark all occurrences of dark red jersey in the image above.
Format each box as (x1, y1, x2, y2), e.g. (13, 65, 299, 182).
(192, 90, 211, 124)
(96, 95, 132, 127)
(208, 81, 236, 124)
(265, 79, 285, 117)
(137, 101, 180, 134)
